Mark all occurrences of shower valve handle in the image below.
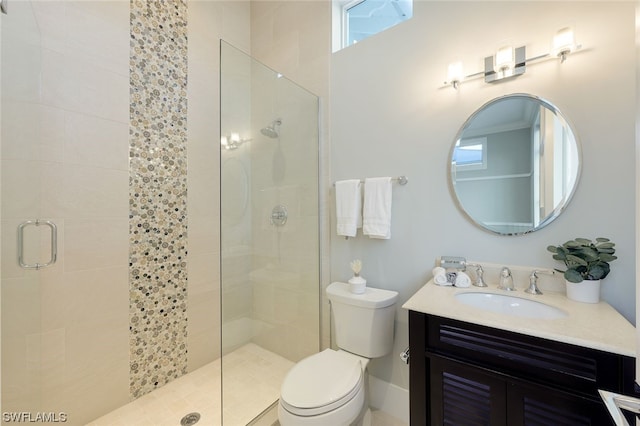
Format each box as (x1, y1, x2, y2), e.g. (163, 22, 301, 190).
(270, 205, 288, 226)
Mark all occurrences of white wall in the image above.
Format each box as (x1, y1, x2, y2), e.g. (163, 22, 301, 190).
(331, 1, 636, 391)
(0, 1, 250, 422)
(250, 0, 333, 350)
(187, 0, 251, 373)
(2, 1, 130, 421)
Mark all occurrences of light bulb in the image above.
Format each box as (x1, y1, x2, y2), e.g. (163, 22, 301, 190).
(553, 27, 575, 62)
(447, 61, 464, 89)
(494, 46, 514, 73)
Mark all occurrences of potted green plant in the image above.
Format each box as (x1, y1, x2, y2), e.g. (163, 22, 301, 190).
(546, 237, 617, 303)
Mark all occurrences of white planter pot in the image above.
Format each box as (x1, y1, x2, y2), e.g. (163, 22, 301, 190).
(565, 279, 601, 304)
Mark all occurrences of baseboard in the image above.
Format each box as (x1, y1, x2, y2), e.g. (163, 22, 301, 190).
(368, 375, 409, 424)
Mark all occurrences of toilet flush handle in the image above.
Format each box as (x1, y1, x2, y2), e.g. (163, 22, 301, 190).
(400, 347, 410, 364)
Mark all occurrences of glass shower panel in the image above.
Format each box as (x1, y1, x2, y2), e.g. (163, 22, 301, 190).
(2, 2, 131, 424)
(1, 2, 45, 415)
(220, 41, 320, 425)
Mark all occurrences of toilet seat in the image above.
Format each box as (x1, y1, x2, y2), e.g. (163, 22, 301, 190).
(280, 349, 364, 416)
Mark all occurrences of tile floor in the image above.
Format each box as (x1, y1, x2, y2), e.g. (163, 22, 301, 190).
(87, 343, 407, 426)
(88, 343, 289, 426)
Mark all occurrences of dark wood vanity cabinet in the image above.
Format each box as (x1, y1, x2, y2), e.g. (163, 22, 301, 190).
(409, 311, 636, 425)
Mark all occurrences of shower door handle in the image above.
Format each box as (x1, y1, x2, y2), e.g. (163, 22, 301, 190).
(17, 220, 58, 270)
(1, 0, 7, 15)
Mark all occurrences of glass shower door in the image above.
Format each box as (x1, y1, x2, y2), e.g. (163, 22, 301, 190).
(220, 41, 320, 425)
(2, 2, 131, 424)
(1, 3, 46, 416)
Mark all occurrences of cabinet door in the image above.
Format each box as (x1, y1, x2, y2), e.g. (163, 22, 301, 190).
(507, 379, 614, 426)
(429, 354, 507, 426)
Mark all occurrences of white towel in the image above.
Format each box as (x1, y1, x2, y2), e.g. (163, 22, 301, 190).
(432, 267, 451, 286)
(432, 267, 446, 276)
(363, 177, 392, 239)
(335, 179, 362, 237)
(454, 271, 471, 288)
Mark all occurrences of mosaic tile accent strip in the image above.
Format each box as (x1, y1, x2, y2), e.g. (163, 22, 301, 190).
(129, 0, 188, 399)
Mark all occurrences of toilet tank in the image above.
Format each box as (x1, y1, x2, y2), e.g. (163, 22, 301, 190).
(326, 282, 398, 358)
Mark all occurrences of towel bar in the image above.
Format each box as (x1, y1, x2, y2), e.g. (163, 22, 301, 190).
(333, 176, 408, 186)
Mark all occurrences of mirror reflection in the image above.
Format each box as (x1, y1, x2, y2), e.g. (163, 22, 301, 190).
(449, 94, 581, 235)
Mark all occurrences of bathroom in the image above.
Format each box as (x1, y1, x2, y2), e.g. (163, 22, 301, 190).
(0, 0, 637, 425)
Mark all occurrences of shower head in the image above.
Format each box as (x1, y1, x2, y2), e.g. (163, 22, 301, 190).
(261, 119, 282, 138)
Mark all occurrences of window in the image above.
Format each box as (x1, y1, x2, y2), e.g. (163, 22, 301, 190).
(453, 138, 487, 171)
(338, 0, 413, 50)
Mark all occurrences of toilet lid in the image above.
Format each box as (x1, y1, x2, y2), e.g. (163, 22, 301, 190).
(280, 349, 363, 416)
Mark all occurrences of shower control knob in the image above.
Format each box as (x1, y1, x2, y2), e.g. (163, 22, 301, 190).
(270, 205, 288, 226)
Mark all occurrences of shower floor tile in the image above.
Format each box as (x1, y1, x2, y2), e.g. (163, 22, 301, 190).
(87, 343, 293, 426)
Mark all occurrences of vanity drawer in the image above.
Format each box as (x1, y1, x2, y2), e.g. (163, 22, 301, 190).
(426, 315, 626, 397)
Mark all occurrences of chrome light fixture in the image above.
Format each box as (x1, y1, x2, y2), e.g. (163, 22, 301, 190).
(447, 61, 464, 89)
(553, 27, 576, 63)
(494, 45, 515, 73)
(220, 132, 250, 150)
(443, 27, 581, 89)
(485, 45, 525, 83)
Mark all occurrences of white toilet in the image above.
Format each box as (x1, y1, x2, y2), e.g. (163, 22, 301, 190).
(278, 281, 399, 426)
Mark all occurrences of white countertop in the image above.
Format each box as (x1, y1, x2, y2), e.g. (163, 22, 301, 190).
(402, 280, 636, 357)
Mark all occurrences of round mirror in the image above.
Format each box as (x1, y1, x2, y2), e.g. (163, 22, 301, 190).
(449, 94, 581, 235)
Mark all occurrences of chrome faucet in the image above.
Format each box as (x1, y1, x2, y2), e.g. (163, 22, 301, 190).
(466, 263, 488, 287)
(525, 269, 555, 295)
(498, 267, 515, 291)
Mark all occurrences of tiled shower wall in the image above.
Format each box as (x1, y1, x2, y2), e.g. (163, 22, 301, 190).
(2, 1, 131, 422)
(186, 0, 247, 374)
(249, 1, 331, 351)
(2, 1, 251, 423)
(128, 0, 189, 398)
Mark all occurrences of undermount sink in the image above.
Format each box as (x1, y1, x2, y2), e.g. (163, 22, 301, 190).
(455, 292, 568, 319)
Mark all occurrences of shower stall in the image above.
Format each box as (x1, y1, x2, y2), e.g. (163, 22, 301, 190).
(0, 2, 319, 425)
(219, 42, 320, 424)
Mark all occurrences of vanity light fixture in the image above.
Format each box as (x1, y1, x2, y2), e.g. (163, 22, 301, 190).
(443, 27, 581, 89)
(220, 132, 251, 150)
(552, 27, 576, 63)
(494, 45, 515, 73)
(447, 61, 464, 89)
(485, 45, 525, 83)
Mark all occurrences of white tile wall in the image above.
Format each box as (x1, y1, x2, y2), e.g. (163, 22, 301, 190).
(186, 0, 225, 374)
(0, 160, 42, 218)
(1, 1, 328, 424)
(62, 219, 129, 271)
(2, 0, 130, 423)
(249, 0, 332, 354)
(1, 103, 65, 162)
(64, 112, 129, 170)
(41, 163, 129, 218)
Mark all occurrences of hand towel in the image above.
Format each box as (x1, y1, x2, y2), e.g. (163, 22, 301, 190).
(335, 179, 362, 237)
(454, 271, 471, 288)
(363, 177, 392, 239)
(432, 267, 451, 286)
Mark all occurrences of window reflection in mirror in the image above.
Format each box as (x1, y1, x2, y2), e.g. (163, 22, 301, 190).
(449, 94, 581, 235)
(453, 137, 487, 171)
